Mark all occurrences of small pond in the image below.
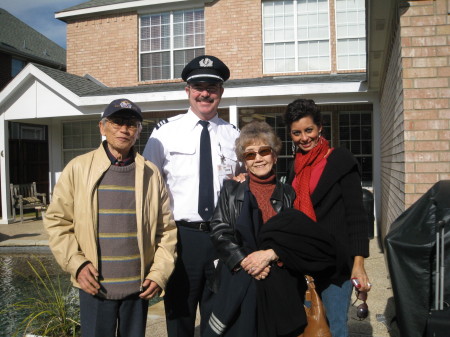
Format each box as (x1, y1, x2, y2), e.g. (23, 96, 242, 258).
(0, 247, 70, 336)
(0, 247, 161, 336)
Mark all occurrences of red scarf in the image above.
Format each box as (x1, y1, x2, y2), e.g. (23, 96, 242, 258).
(293, 138, 330, 221)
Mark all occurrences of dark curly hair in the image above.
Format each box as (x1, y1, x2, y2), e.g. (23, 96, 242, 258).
(284, 99, 322, 130)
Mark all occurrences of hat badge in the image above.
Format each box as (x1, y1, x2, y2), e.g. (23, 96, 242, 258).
(199, 58, 213, 68)
(119, 100, 133, 109)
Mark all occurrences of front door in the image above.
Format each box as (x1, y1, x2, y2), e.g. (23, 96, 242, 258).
(9, 122, 49, 196)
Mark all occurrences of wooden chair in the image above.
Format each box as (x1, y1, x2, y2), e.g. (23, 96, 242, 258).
(10, 182, 47, 223)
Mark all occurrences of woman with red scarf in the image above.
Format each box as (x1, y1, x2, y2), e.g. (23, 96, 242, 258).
(285, 98, 372, 337)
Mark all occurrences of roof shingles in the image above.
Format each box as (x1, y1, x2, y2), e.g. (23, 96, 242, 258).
(0, 9, 66, 67)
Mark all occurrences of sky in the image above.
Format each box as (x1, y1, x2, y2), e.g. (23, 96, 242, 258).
(0, 0, 87, 49)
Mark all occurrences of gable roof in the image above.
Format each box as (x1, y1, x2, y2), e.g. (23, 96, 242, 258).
(2, 63, 365, 102)
(33, 63, 105, 96)
(0, 63, 368, 123)
(0, 9, 66, 68)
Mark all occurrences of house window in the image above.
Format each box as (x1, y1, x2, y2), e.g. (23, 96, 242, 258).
(9, 122, 46, 141)
(140, 9, 205, 81)
(237, 107, 371, 184)
(62, 121, 100, 166)
(339, 111, 372, 185)
(62, 120, 161, 166)
(263, 0, 330, 73)
(237, 109, 332, 181)
(335, 0, 366, 70)
(11, 58, 27, 77)
(134, 119, 157, 154)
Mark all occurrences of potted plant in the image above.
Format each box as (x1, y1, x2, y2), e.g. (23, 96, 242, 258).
(1, 257, 80, 337)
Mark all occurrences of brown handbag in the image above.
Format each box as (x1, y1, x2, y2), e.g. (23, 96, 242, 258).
(298, 275, 332, 337)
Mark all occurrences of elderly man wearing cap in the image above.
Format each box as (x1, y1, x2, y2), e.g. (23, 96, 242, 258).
(143, 55, 243, 337)
(44, 98, 177, 337)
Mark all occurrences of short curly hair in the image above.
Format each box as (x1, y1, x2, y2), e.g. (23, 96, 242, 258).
(235, 121, 282, 161)
(284, 98, 322, 130)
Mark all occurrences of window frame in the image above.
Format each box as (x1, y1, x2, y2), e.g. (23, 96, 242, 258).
(335, 0, 366, 71)
(262, 0, 367, 74)
(61, 120, 101, 167)
(139, 8, 205, 81)
(338, 110, 373, 184)
(262, 0, 331, 74)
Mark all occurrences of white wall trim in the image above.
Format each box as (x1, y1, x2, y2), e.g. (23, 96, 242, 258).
(56, 0, 213, 20)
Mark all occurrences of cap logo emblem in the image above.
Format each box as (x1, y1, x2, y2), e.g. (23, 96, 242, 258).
(119, 101, 133, 109)
(199, 58, 213, 68)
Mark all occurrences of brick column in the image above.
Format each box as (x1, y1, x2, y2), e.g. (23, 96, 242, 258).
(401, 0, 450, 207)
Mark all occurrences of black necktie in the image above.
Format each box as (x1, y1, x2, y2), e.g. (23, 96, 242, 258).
(198, 120, 214, 221)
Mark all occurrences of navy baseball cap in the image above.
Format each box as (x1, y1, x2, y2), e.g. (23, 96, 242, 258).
(181, 55, 230, 83)
(102, 98, 143, 121)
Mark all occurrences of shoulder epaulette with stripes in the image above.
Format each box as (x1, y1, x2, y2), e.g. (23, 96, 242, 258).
(156, 118, 169, 129)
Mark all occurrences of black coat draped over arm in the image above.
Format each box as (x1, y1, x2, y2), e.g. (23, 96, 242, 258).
(256, 208, 338, 337)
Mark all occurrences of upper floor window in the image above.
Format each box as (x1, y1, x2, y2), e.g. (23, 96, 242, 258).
(140, 8, 205, 81)
(335, 0, 366, 70)
(263, 0, 330, 74)
(262, 0, 366, 74)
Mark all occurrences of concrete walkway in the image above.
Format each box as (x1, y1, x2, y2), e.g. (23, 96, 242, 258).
(0, 216, 398, 337)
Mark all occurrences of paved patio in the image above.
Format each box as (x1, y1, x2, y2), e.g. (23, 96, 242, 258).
(0, 217, 398, 336)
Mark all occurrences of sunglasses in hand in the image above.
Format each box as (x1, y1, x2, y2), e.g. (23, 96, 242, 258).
(352, 290, 369, 320)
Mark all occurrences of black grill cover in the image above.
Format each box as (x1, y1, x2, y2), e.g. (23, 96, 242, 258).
(385, 180, 450, 337)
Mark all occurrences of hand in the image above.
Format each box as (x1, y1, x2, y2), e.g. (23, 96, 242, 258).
(241, 249, 278, 276)
(139, 279, 161, 300)
(77, 263, 100, 295)
(232, 173, 247, 183)
(351, 256, 371, 292)
(254, 265, 271, 280)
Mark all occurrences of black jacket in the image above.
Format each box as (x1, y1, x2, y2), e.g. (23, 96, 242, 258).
(288, 147, 370, 284)
(207, 188, 337, 337)
(258, 208, 338, 337)
(210, 178, 296, 271)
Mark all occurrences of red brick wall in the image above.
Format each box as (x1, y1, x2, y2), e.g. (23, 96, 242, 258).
(64, 0, 363, 85)
(380, 18, 405, 237)
(401, 0, 450, 207)
(66, 2, 264, 85)
(66, 12, 138, 87)
(205, 0, 263, 79)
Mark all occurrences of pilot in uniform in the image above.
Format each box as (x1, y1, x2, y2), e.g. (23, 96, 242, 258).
(143, 55, 242, 337)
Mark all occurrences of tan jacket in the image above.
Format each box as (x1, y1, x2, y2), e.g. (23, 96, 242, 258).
(44, 143, 177, 293)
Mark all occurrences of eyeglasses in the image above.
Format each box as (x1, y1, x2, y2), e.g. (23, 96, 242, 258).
(352, 290, 369, 320)
(107, 117, 140, 131)
(189, 84, 221, 94)
(243, 146, 273, 161)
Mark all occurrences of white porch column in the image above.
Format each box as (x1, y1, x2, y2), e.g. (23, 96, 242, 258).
(0, 114, 11, 224)
(229, 105, 238, 128)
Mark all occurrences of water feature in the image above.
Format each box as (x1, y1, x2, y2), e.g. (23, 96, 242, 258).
(0, 247, 70, 337)
(0, 246, 162, 336)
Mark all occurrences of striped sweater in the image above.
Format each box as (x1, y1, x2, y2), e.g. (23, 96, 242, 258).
(97, 163, 141, 299)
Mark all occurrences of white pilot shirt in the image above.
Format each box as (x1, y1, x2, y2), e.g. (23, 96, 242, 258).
(142, 109, 242, 222)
